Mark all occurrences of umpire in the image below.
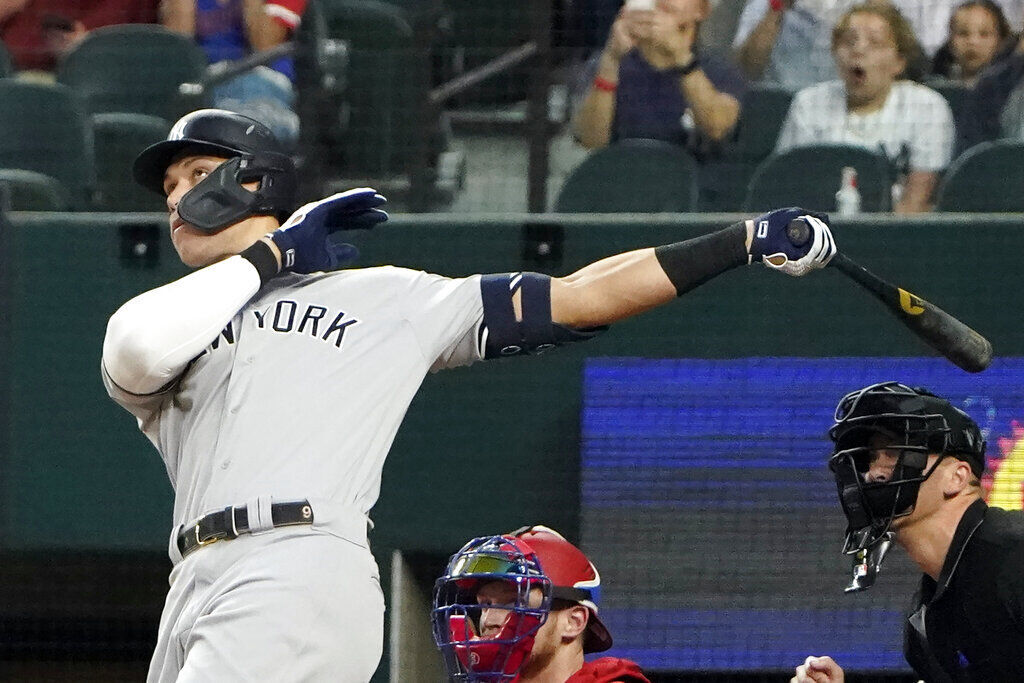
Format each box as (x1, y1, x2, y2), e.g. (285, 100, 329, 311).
(793, 382, 1024, 683)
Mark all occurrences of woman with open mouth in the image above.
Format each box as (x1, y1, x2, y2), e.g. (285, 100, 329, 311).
(773, 3, 953, 213)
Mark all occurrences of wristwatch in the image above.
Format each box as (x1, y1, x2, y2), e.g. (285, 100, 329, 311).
(665, 55, 701, 77)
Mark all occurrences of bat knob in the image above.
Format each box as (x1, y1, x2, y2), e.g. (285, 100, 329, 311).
(786, 218, 811, 247)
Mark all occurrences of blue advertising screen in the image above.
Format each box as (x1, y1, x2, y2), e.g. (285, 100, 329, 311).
(580, 357, 1024, 671)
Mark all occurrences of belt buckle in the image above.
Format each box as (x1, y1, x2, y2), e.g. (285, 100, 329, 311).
(194, 522, 220, 548)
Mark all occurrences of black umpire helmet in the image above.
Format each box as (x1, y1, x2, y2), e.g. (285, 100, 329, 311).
(133, 109, 297, 232)
(828, 382, 986, 554)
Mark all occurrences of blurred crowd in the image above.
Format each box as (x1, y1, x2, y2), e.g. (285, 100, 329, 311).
(571, 0, 1024, 212)
(2, 0, 1024, 213)
(0, 0, 304, 142)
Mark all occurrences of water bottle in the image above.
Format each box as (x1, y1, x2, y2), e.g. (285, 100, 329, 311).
(836, 166, 861, 216)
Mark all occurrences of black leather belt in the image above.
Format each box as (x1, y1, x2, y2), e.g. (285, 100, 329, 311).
(177, 500, 314, 558)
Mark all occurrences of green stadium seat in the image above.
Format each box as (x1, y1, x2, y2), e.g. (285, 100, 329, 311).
(743, 144, 891, 213)
(294, 0, 350, 197)
(0, 169, 70, 211)
(55, 24, 208, 120)
(935, 140, 1024, 212)
(703, 85, 795, 212)
(442, 0, 531, 105)
(318, 0, 429, 176)
(554, 139, 699, 213)
(925, 78, 969, 128)
(0, 80, 95, 209)
(728, 85, 795, 162)
(92, 113, 171, 212)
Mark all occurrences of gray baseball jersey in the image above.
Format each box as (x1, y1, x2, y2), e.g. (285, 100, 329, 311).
(104, 265, 486, 682)
(105, 266, 484, 530)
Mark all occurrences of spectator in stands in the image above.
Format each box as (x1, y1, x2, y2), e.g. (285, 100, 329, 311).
(959, 32, 1024, 149)
(39, 11, 85, 63)
(161, 0, 306, 145)
(1, 0, 158, 73)
(931, 1, 1014, 85)
(572, 0, 746, 152)
(894, 0, 1022, 57)
(733, 0, 1020, 87)
(774, 3, 953, 213)
(733, 0, 856, 89)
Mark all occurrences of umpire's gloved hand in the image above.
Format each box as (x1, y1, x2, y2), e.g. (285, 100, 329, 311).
(747, 207, 836, 277)
(270, 188, 388, 273)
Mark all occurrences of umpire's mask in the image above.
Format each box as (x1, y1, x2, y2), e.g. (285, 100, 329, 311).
(828, 382, 985, 557)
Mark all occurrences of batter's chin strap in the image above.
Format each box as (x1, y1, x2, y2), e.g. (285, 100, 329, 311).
(177, 152, 297, 233)
(479, 272, 607, 359)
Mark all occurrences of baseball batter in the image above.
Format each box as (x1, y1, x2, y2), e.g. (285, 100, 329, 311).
(102, 108, 837, 681)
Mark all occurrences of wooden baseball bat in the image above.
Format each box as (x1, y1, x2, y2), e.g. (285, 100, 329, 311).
(786, 218, 993, 373)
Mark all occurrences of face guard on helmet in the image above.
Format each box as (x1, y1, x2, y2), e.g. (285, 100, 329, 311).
(432, 535, 552, 683)
(828, 382, 985, 562)
(133, 109, 297, 233)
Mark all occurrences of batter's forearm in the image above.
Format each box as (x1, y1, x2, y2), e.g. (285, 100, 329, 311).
(550, 222, 753, 327)
(552, 249, 676, 327)
(103, 257, 262, 394)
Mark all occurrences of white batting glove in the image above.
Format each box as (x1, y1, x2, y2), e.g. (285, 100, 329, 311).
(768, 214, 837, 277)
(748, 208, 838, 277)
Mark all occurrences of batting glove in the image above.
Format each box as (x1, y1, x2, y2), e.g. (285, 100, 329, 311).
(271, 188, 388, 274)
(748, 207, 836, 277)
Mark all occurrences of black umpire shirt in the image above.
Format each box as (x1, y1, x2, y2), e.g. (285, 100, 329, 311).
(903, 499, 1024, 681)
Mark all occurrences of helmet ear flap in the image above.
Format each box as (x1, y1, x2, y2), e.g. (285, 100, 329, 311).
(177, 153, 297, 233)
(132, 108, 297, 218)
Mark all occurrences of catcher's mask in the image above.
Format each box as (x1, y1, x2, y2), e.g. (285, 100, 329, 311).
(133, 109, 297, 233)
(432, 534, 552, 683)
(828, 382, 985, 560)
(433, 526, 613, 682)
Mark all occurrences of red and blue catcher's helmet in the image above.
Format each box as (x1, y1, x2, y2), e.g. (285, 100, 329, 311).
(432, 526, 612, 683)
(433, 534, 551, 682)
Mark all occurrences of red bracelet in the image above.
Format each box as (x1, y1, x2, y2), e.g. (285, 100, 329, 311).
(769, 0, 785, 11)
(593, 76, 618, 92)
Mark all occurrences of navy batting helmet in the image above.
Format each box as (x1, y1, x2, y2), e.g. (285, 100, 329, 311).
(133, 109, 297, 232)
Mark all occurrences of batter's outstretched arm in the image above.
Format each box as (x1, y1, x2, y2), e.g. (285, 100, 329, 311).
(549, 211, 836, 328)
(103, 252, 264, 395)
(550, 247, 684, 328)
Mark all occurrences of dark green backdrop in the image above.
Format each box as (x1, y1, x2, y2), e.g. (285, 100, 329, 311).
(2, 212, 1021, 679)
